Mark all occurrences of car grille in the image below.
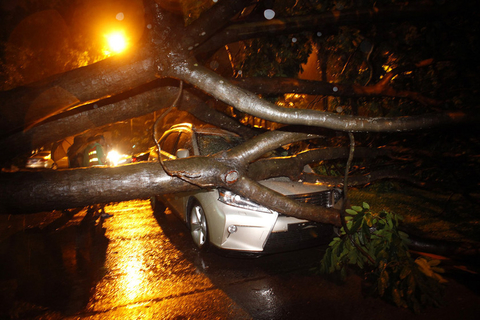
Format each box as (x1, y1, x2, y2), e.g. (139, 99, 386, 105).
(285, 188, 342, 210)
(263, 189, 342, 252)
(288, 190, 334, 208)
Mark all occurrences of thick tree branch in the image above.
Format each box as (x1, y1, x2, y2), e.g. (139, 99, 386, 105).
(183, 0, 252, 51)
(179, 91, 259, 138)
(194, 4, 446, 56)
(0, 83, 180, 162)
(173, 60, 471, 132)
(0, 48, 156, 136)
(224, 130, 320, 164)
(227, 175, 341, 226)
(300, 169, 426, 187)
(248, 147, 389, 181)
(0, 82, 258, 162)
(232, 76, 441, 105)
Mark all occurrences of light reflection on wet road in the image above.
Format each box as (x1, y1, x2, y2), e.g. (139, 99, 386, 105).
(68, 199, 480, 320)
(80, 200, 250, 319)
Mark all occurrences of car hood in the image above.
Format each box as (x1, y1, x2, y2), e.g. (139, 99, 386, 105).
(258, 177, 329, 196)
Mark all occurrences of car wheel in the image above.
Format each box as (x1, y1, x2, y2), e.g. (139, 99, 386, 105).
(189, 201, 209, 250)
(150, 196, 166, 215)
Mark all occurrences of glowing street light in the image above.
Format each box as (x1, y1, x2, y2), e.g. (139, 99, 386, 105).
(104, 31, 127, 56)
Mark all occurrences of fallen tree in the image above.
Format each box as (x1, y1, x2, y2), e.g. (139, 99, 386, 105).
(0, 0, 477, 225)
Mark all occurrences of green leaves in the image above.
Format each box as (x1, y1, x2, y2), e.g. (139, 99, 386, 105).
(345, 208, 358, 215)
(320, 202, 445, 312)
(351, 205, 363, 212)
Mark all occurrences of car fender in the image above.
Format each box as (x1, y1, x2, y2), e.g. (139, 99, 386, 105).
(186, 191, 226, 248)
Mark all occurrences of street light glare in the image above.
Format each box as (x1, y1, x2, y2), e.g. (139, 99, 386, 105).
(105, 31, 127, 54)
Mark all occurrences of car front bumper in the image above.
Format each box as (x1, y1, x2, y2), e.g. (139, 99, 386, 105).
(205, 199, 278, 252)
(203, 196, 331, 253)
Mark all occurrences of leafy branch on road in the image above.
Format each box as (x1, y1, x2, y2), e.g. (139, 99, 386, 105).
(320, 203, 446, 312)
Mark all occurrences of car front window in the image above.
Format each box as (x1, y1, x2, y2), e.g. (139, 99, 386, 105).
(197, 133, 244, 156)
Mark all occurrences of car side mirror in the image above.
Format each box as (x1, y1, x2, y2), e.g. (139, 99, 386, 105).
(176, 149, 190, 158)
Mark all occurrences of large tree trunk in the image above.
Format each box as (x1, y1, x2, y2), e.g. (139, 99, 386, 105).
(0, 163, 188, 214)
(0, 159, 341, 226)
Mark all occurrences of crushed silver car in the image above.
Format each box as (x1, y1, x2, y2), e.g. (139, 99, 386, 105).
(150, 123, 343, 254)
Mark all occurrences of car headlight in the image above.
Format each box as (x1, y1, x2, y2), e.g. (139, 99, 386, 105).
(218, 188, 273, 213)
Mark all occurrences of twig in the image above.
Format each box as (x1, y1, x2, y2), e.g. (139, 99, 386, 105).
(152, 81, 184, 175)
(342, 132, 376, 265)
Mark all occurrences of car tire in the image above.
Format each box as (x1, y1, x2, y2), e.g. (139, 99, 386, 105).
(150, 196, 166, 216)
(188, 200, 209, 251)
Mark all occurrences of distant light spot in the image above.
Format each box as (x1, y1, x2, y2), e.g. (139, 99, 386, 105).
(188, 46, 193, 50)
(264, 9, 275, 20)
(219, 80, 224, 84)
(292, 37, 297, 43)
(317, 31, 322, 37)
(200, 32, 206, 36)
(333, 86, 339, 92)
(116, 12, 124, 21)
(238, 70, 243, 75)
(147, 24, 152, 29)
(213, 0, 218, 2)
(336, 106, 343, 113)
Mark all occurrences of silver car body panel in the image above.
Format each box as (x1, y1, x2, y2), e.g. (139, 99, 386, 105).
(160, 177, 331, 252)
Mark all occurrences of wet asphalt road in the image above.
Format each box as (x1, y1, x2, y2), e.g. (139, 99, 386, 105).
(57, 199, 480, 320)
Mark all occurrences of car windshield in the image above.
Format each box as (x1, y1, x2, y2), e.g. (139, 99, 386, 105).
(197, 133, 244, 156)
